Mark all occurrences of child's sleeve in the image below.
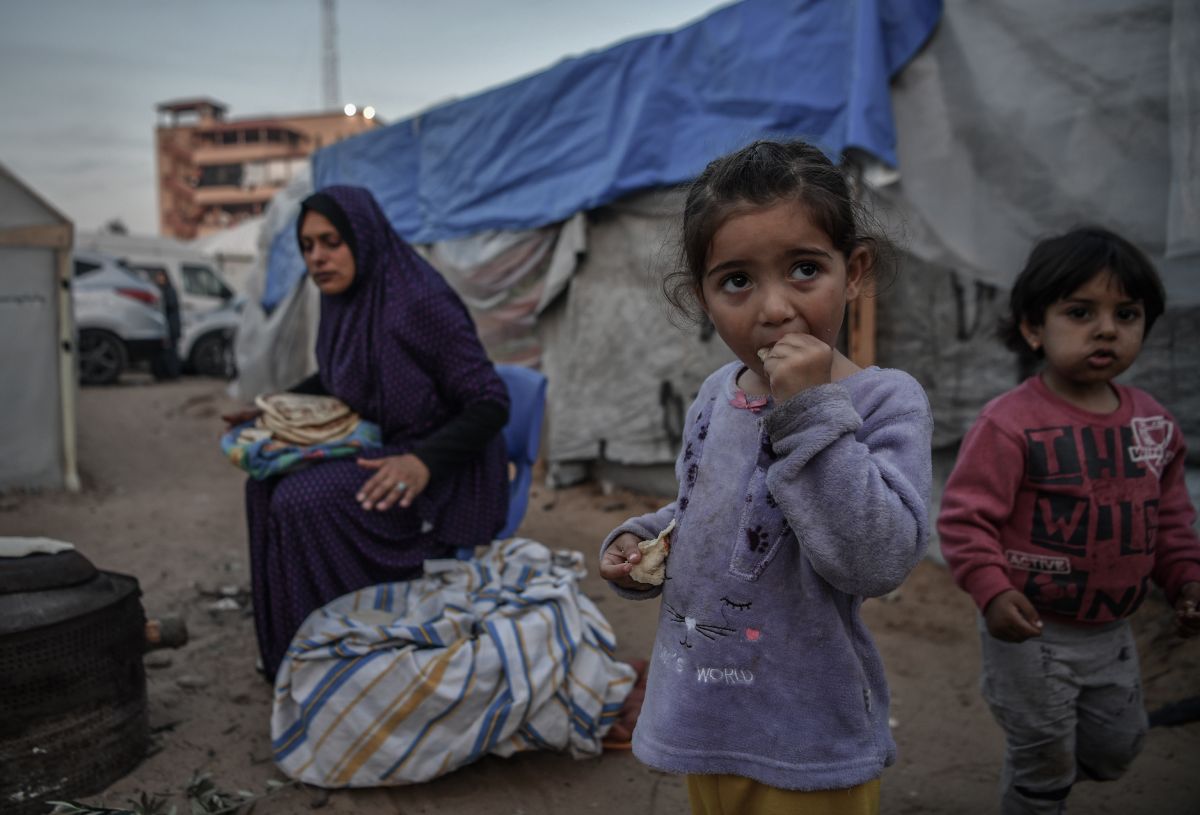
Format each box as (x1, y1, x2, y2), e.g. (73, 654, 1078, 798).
(763, 373, 932, 597)
(1151, 428, 1200, 602)
(936, 415, 1026, 613)
(600, 502, 677, 600)
(598, 383, 708, 600)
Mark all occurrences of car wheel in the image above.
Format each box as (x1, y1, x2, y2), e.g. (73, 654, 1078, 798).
(190, 331, 236, 379)
(78, 330, 127, 385)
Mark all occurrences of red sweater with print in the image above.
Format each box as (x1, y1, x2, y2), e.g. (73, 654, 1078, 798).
(939, 376, 1200, 623)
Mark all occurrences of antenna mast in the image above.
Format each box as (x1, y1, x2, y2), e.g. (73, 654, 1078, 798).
(321, 0, 340, 110)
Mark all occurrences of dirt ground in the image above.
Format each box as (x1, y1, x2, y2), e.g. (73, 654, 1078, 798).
(3, 377, 1198, 814)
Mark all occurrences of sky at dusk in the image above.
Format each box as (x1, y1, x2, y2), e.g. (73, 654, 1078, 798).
(0, 0, 728, 235)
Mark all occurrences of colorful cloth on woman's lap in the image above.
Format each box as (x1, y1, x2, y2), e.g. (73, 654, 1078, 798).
(222, 420, 381, 480)
(270, 538, 637, 787)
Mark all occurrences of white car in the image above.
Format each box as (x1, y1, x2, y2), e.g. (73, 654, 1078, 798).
(180, 296, 243, 379)
(75, 231, 238, 335)
(71, 251, 169, 385)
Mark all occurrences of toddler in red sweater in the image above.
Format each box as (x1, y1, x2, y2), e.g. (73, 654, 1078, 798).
(938, 226, 1200, 815)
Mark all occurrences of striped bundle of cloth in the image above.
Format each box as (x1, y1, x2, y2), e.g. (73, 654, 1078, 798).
(270, 537, 638, 787)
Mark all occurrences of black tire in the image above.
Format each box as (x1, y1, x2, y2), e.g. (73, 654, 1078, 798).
(190, 331, 236, 379)
(78, 329, 127, 385)
(0, 575, 148, 814)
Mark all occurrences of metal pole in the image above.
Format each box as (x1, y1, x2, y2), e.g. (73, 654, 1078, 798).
(322, 0, 340, 110)
(57, 228, 81, 492)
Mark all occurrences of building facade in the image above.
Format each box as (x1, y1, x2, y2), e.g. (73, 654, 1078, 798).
(155, 98, 379, 239)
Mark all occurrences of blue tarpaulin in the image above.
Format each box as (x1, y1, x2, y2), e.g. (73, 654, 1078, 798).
(265, 0, 941, 311)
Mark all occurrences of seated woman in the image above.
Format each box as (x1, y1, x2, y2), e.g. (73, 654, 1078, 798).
(228, 186, 510, 680)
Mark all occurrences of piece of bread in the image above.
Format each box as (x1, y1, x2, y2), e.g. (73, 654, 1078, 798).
(236, 427, 273, 445)
(630, 519, 676, 586)
(259, 410, 359, 445)
(255, 393, 351, 426)
(253, 393, 360, 445)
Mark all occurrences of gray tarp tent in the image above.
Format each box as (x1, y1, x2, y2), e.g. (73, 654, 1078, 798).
(867, 0, 1199, 448)
(0, 162, 79, 492)
(235, 0, 1198, 494)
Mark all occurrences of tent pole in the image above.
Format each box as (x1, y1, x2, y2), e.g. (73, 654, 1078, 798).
(848, 295, 876, 368)
(843, 157, 877, 368)
(56, 231, 81, 491)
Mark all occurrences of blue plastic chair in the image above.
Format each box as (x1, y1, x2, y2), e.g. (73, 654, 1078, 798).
(456, 364, 547, 559)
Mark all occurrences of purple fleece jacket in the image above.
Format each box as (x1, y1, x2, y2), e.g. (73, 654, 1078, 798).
(602, 362, 933, 791)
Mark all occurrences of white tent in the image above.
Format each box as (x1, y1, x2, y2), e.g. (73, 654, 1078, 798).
(0, 163, 79, 492)
(192, 216, 263, 293)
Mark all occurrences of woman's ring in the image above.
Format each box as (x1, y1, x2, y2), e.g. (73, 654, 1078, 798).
(392, 481, 408, 493)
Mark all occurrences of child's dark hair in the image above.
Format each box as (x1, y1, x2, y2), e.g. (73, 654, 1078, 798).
(664, 139, 893, 321)
(1001, 226, 1166, 356)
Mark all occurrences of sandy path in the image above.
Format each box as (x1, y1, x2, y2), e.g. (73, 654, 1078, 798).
(2, 377, 1196, 813)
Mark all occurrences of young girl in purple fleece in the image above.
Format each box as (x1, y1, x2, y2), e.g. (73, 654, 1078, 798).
(599, 139, 933, 815)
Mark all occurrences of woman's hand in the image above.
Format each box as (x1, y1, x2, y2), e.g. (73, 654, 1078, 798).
(220, 406, 262, 430)
(599, 533, 655, 592)
(984, 589, 1044, 642)
(356, 454, 430, 511)
(759, 333, 833, 403)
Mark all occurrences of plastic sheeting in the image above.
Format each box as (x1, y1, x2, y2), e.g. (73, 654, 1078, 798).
(868, 0, 1199, 302)
(233, 168, 321, 400)
(310, 0, 940, 243)
(259, 0, 939, 312)
(537, 189, 734, 466)
(192, 216, 263, 293)
(864, 0, 1200, 450)
(238, 0, 1198, 477)
(426, 219, 582, 368)
(534, 0, 1200, 466)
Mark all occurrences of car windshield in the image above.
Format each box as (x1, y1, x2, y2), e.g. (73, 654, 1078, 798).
(130, 264, 165, 286)
(73, 259, 102, 278)
(183, 264, 233, 299)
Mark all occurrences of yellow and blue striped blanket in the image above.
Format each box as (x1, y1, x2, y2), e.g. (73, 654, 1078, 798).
(271, 537, 637, 787)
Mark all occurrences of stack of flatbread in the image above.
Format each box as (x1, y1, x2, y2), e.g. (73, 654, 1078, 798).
(244, 393, 360, 446)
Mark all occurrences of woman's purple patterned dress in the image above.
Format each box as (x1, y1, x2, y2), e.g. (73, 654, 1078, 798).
(246, 186, 509, 678)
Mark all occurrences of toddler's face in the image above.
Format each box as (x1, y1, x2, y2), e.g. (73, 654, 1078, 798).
(1021, 269, 1145, 398)
(697, 199, 863, 385)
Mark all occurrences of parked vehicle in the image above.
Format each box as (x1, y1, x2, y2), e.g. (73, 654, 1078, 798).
(77, 231, 243, 381)
(75, 231, 238, 332)
(179, 295, 244, 379)
(71, 250, 168, 385)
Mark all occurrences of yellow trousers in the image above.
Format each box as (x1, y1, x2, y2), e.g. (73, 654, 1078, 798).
(687, 774, 880, 815)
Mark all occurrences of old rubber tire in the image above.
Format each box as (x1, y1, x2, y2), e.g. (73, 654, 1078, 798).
(78, 329, 127, 385)
(0, 550, 96, 595)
